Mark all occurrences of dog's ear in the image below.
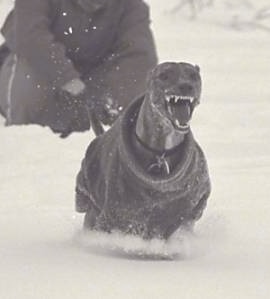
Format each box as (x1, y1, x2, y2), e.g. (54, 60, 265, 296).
(146, 68, 154, 85)
(148, 66, 157, 78)
(194, 65, 200, 73)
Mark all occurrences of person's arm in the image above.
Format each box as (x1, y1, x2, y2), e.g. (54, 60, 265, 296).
(13, 0, 80, 88)
(96, 0, 158, 109)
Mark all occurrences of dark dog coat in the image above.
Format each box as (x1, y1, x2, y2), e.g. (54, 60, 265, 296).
(75, 96, 211, 239)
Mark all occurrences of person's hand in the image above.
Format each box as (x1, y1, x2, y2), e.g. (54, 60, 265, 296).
(56, 83, 90, 137)
(61, 78, 86, 96)
(97, 97, 123, 126)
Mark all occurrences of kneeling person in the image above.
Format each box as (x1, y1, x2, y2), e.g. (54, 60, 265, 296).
(0, 0, 157, 136)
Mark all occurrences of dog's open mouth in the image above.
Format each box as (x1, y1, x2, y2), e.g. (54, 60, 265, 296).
(165, 95, 194, 131)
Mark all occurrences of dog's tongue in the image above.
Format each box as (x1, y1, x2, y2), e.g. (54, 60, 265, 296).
(171, 102, 191, 125)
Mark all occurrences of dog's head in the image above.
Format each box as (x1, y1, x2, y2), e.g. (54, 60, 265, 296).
(146, 62, 202, 133)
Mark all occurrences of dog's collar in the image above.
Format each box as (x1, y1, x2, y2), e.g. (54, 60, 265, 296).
(135, 131, 183, 157)
(134, 132, 186, 176)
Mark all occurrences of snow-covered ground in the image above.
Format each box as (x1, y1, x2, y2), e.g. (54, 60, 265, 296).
(0, 1, 270, 298)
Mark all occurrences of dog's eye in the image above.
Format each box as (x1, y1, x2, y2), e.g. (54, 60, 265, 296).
(158, 72, 170, 81)
(189, 72, 199, 81)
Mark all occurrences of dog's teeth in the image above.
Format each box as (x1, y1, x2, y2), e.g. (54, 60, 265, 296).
(165, 95, 170, 102)
(177, 96, 195, 103)
(175, 119, 181, 127)
(168, 105, 173, 115)
(169, 96, 175, 103)
(165, 95, 195, 104)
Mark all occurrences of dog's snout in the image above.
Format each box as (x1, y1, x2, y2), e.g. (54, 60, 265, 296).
(178, 83, 193, 95)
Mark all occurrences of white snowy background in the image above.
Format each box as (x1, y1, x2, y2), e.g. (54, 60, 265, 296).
(0, 0, 269, 298)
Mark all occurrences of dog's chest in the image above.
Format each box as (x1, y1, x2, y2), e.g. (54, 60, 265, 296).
(131, 133, 184, 177)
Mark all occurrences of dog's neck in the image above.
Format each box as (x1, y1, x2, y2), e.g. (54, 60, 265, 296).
(135, 94, 186, 153)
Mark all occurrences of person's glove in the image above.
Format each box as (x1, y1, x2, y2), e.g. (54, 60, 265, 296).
(54, 79, 90, 137)
(62, 78, 86, 96)
(61, 79, 122, 133)
(62, 79, 123, 126)
(95, 96, 123, 126)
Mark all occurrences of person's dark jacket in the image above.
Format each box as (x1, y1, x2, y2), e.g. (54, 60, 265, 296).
(0, 0, 157, 134)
